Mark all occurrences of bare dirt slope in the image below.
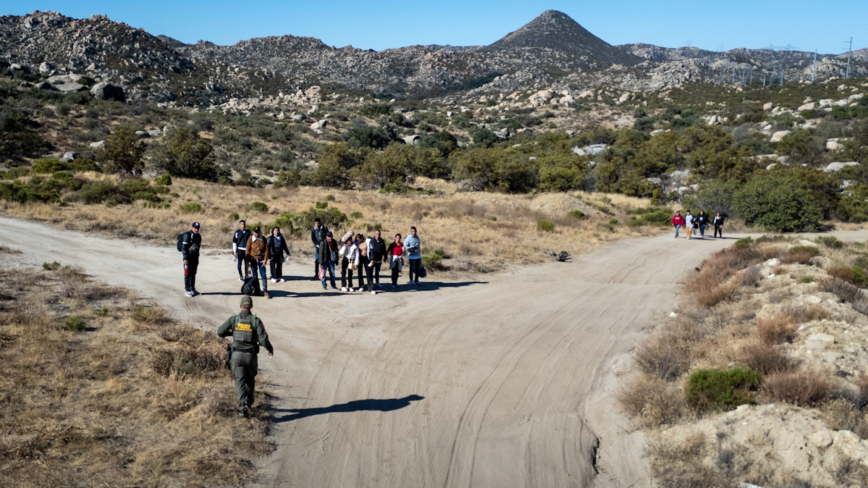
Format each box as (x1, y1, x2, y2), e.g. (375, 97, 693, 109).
(0, 216, 740, 488)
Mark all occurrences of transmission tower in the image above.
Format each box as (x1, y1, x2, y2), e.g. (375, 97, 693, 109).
(845, 37, 853, 79)
(768, 44, 798, 86)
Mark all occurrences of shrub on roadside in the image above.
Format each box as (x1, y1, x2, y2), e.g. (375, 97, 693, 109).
(684, 368, 761, 412)
(760, 369, 833, 407)
(741, 340, 795, 375)
(617, 374, 685, 428)
(781, 245, 819, 264)
(733, 174, 822, 232)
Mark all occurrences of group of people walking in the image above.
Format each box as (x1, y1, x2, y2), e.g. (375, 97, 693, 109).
(311, 219, 424, 293)
(670, 210, 725, 239)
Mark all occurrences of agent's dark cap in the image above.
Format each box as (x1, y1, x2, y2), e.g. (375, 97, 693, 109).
(240, 295, 253, 308)
(192, 222, 200, 229)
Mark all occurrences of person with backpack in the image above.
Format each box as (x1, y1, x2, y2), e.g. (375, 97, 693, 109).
(684, 210, 695, 240)
(387, 233, 405, 290)
(695, 210, 709, 239)
(179, 222, 202, 297)
(217, 295, 273, 417)
(311, 219, 329, 280)
(318, 231, 339, 290)
(356, 233, 375, 294)
(713, 213, 725, 238)
(339, 232, 359, 292)
(403, 226, 422, 285)
(671, 211, 684, 238)
(246, 227, 270, 299)
(232, 220, 252, 281)
(367, 229, 386, 289)
(267, 226, 290, 283)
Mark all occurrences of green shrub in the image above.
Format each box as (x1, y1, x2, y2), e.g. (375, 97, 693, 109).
(94, 306, 109, 317)
(292, 206, 349, 231)
(538, 220, 555, 232)
(315, 201, 328, 209)
(229, 212, 240, 220)
(490, 216, 497, 221)
(245, 201, 268, 212)
(63, 316, 87, 332)
(178, 202, 202, 213)
(568, 210, 587, 220)
(154, 174, 172, 186)
(350, 211, 363, 219)
(379, 183, 411, 194)
(609, 218, 619, 225)
(31, 158, 69, 174)
(733, 174, 822, 232)
(421, 253, 445, 271)
(815, 235, 843, 249)
(42, 261, 61, 271)
(626, 207, 672, 226)
(734, 237, 753, 249)
(325, 194, 335, 201)
(685, 368, 762, 412)
(801, 276, 814, 283)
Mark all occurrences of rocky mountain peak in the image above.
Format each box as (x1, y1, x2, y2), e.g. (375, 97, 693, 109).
(481, 10, 640, 67)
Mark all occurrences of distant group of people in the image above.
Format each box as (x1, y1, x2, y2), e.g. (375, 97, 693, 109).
(670, 210, 725, 239)
(177, 218, 425, 300)
(311, 218, 423, 293)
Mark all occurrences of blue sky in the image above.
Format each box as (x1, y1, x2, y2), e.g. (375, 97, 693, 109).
(8, 1, 866, 54)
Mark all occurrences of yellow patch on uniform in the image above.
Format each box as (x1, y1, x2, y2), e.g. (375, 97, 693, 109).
(236, 323, 252, 332)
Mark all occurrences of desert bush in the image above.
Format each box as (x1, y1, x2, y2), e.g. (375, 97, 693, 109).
(178, 202, 202, 213)
(634, 322, 697, 380)
(756, 313, 798, 345)
(97, 125, 145, 174)
(42, 261, 61, 271)
(617, 374, 685, 428)
(63, 316, 87, 332)
(245, 201, 268, 212)
(349, 211, 363, 219)
(131, 304, 168, 325)
(741, 340, 795, 375)
(816, 235, 844, 249)
(154, 174, 172, 186)
(568, 210, 587, 220)
(626, 207, 672, 226)
(538, 220, 555, 232)
(760, 369, 833, 407)
(229, 212, 240, 220)
(684, 368, 761, 412)
(733, 173, 822, 232)
(800, 275, 814, 283)
(315, 201, 328, 209)
(648, 432, 736, 488)
(781, 245, 819, 264)
(151, 346, 223, 379)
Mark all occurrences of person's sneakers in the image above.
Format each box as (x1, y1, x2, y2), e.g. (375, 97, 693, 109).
(192, 289, 200, 296)
(331, 285, 339, 290)
(322, 285, 327, 290)
(371, 290, 377, 295)
(185, 291, 193, 297)
(392, 285, 397, 290)
(409, 280, 415, 285)
(264, 291, 270, 299)
(271, 278, 277, 283)
(239, 277, 245, 282)
(341, 287, 348, 292)
(239, 406, 248, 418)
(279, 278, 286, 283)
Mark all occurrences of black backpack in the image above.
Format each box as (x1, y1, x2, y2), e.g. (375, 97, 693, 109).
(176, 231, 188, 252)
(241, 276, 262, 296)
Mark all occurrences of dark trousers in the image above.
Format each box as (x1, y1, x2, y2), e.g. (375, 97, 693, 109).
(341, 258, 354, 288)
(714, 226, 723, 238)
(270, 254, 283, 280)
(698, 224, 707, 237)
(358, 257, 372, 291)
(184, 257, 198, 292)
(230, 351, 258, 409)
(314, 247, 320, 278)
(372, 260, 382, 284)
(236, 250, 248, 279)
(408, 258, 422, 282)
(391, 266, 400, 286)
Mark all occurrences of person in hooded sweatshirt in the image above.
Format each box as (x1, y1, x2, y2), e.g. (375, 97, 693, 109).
(246, 227, 270, 299)
(403, 226, 422, 285)
(671, 211, 684, 238)
(684, 210, 695, 240)
(695, 210, 709, 239)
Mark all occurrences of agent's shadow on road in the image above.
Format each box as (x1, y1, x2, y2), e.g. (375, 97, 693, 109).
(269, 395, 424, 423)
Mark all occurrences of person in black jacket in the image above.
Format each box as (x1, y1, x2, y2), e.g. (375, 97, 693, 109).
(310, 218, 329, 279)
(181, 222, 202, 297)
(712, 213, 725, 238)
(695, 210, 710, 238)
(368, 229, 387, 289)
(232, 220, 252, 281)
(267, 226, 291, 283)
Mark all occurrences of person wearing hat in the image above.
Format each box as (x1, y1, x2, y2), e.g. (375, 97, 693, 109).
(181, 222, 202, 297)
(217, 295, 273, 417)
(245, 226, 270, 299)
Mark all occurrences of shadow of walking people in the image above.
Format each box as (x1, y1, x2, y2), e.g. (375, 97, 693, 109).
(271, 395, 424, 423)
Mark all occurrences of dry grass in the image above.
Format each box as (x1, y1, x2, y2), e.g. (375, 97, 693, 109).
(0, 177, 657, 276)
(634, 318, 699, 380)
(686, 246, 764, 308)
(617, 374, 686, 429)
(647, 431, 736, 488)
(0, 265, 272, 487)
(740, 340, 796, 375)
(756, 304, 828, 345)
(759, 370, 835, 407)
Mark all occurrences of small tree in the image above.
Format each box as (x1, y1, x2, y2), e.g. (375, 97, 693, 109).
(99, 126, 145, 174)
(152, 127, 220, 181)
(733, 174, 822, 232)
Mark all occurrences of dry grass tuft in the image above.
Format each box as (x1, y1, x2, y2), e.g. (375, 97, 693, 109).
(0, 245, 20, 254)
(0, 266, 272, 487)
(740, 340, 796, 375)
(822, 399, 868, 440)
(634, 320, 698, 380)
(617, 374, 686, 428)
(648, 431, 737, 488)
(759, 369, 835, 407)
(756, 314, 798, 345)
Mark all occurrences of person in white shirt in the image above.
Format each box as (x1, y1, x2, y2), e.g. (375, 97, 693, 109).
(684, 211, 695, 240)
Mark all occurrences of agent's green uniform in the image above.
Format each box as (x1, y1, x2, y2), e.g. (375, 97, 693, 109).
(217, 305, 273, 414)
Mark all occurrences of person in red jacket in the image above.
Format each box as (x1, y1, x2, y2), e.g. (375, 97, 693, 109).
(671, 211, 685, 238)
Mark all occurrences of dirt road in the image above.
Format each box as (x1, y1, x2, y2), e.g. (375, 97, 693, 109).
(0, 216, 740, 487)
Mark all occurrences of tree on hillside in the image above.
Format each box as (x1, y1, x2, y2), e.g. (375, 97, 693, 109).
(733, 174, 822, 232)
(151, 127, 222, 181)
(98, 126, 145, 174)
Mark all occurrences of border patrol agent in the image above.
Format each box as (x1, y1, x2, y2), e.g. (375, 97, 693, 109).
(217, 295, 274, 417)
